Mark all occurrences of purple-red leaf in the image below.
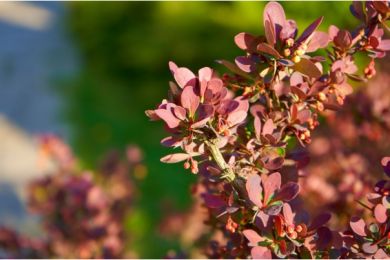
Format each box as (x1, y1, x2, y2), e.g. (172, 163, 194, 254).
(173, 67, 196, 88)
(234, 32, 258, 51)
(262, 119, 275, 136)
(374, 204, 387, 223)
(293, 58, 322, 78)
(381, 156, 390, 177)
(350, 216, 367, 237)
(306, 31, 330, 53)
(274, 182, 300, 202)
(251, 247, 272, 259)
(154, 108, 181, 128)
(235, 56, 257, 73)
(160, 153, 191, 163)
(243, 229, 263, 246)
(246, 174, 263, 208)
(309, 213, 331, 231)
(181, 86, 200, 116)
(257, 43, 282, 58)
(262, 172, 281, 203)
(202, 193, 225, 209)
(296, 16, 324, 44)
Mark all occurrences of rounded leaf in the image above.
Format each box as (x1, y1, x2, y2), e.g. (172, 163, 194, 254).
(350, 217, 367, 237)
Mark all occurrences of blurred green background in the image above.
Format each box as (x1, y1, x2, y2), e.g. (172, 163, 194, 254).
(62, 2, 356, 257)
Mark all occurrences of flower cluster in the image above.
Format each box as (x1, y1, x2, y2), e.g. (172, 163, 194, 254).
(147, 1, 390, 258)
(0, 136, 142, 258)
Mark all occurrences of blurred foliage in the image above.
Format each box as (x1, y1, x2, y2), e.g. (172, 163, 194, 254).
(64, 2, 354, 257)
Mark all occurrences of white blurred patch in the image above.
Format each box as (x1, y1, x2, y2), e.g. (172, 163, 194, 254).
(0, 2, 52, 30)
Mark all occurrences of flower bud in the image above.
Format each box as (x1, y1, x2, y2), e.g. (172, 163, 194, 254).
(317, 92, 327, 101)
(292, 55, 301, 63)
(295, 49, 305, 56)
(184, 161, 190, 169)
(283, 48, 291, 57)
(289, 231, 298, 240)
(287, 225, 295, 234)
(316, 101, 324, 112)
(285, 38, 294, 47)
(295, 224, 303, 233)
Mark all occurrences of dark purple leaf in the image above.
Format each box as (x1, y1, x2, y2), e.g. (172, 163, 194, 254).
(264, 201, 283, 215)
(235, 56, 257, 73)
(202, 193, 226, 209)
(192, 104, 214, 128)
(309, 213, 331, 231)
(216, 59, 251, 79)
(296, 16, 323, 44)
(274, 182, 300, 202)
(278, 58, 294, 66)
(316, 227, 332, 250)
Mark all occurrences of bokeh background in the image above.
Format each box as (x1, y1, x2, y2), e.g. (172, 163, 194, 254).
(0, 1, 365, 258)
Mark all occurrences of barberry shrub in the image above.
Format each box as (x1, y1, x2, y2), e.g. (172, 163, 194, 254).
(147, 1, 390, 258)
(0, 135, 143, 258)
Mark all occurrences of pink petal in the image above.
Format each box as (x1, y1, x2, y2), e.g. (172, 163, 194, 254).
(160, 153, 192, 163)
(246, 174, 263, 208)
(181, 86, 200, 116)
(174, 67, 196, 88)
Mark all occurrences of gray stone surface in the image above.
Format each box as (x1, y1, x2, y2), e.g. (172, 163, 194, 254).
(0, 2, 78, 235)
